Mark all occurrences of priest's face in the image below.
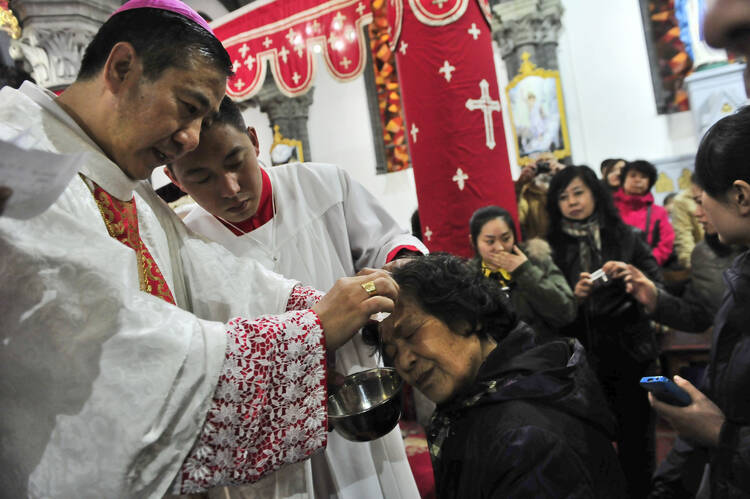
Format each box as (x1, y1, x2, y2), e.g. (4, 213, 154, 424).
(168, 123, 264, 223)
(703, 0, 750, 95)
(110, 57, 226, 180)
(380, 298, 487, 404)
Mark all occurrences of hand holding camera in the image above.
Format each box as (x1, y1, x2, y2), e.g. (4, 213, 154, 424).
(574, 261, 629, 301)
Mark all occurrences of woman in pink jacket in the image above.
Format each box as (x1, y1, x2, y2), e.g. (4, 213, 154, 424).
(613, 160, 675, 265)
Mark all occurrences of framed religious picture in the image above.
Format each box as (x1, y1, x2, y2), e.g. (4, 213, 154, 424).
(269, 125, 304, 166)
(505, 52, 571, 166)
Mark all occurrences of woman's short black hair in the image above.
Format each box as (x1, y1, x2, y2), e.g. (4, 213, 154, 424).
(695, 105, 750, 200)
(546, 165, 623, 241)
(391, 253, 518, 341)
(78, 8, 232, 81)
(620, 160, 658, 191)
(469, 206, 516, 257)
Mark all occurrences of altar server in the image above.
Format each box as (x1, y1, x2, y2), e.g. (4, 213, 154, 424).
(166, 96, 426, 499)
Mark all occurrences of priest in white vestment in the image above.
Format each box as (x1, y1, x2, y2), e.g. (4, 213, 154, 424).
(0, 3, 398, 497)
(165, 97, 426, 499)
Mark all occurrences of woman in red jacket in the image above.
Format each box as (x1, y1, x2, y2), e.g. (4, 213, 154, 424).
(613, 160, 675, 265)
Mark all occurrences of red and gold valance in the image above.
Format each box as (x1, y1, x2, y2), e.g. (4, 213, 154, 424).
(212, 0, 373, 99)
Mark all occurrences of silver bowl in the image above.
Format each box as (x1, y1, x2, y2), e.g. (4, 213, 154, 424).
(328, 367, 403, 442)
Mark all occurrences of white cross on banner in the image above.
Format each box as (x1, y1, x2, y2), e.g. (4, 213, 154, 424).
(452, 168, 469, 190)
(439, 60, 456, 82)
(465, 79, 501, 150)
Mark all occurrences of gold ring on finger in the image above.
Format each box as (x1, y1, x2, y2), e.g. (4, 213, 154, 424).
(361, 280, 377, 297)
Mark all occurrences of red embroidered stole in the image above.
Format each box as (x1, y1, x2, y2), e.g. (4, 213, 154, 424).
(85, 178, 176, 305)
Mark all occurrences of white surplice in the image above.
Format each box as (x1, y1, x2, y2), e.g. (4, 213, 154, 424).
(0, 83, 323, 498)
(183, 162, 427, 499)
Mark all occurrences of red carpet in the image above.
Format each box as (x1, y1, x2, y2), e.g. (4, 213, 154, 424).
(400, 421, 436, 499)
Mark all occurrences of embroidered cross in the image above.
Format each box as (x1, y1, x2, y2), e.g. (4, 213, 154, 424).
(278, 46, 290, 63)
(438, 60, 456, 82)
(452, 168, 469, 191)
(465, 79, 500, 150)
(238, 43, 250, 58)
(468, 23, 481, 40)
(232, 60, 241, 72)
(356, 2, 365, 15)
(234, 78, 246, 90)
(333, 11, 347, 28)
(433, 0, 448, 8)
(410, 123, 419, 143)
(424, 226, 433, 241)
(328, 33, 338, 49)
(340, 56, 352, 69)
(311, 19, 321, 34)
(295, 45, 305, 57)
(292, 72, 301, 84)
(286, 28, 299, 45)
(399, 41, 408, 55)
(244, 56, 254, 71)
(262, 37, 273, 48)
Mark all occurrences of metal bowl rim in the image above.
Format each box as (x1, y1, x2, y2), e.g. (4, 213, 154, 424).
(327, 367, 403, 420)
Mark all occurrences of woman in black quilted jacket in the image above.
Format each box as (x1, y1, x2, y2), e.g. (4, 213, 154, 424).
(546, 165, 662, 498)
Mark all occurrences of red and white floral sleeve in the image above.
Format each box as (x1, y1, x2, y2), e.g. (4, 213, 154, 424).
(285, 284, 324, 311)
(172, 307, 328, 494)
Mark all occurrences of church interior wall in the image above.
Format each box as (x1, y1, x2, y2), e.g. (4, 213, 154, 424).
(554, 0, 699, 169)
(304, 57, 419, 230)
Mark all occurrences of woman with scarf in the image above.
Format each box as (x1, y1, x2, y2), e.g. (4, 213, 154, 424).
(469, 205, 576, 342)
(546, 165, 663, 499)
(376, 253, 626, 498)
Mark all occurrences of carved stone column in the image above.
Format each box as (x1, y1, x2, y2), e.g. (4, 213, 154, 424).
(491, 0, 563, 76)
(8, 0, 120, 91)
(248, 74, 314, 162)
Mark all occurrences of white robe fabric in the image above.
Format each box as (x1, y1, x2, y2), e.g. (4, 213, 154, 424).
(0, 83, 304, 498)
(183, 163, 427, 499)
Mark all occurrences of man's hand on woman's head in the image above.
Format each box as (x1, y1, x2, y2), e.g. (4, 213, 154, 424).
(313, 269, 398, 351)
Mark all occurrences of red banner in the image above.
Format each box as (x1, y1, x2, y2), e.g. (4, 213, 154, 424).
(212, 0, 373, 99)
(389, 0, 517, 257)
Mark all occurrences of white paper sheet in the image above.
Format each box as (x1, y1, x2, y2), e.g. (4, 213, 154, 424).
(0, 138, 85, 220)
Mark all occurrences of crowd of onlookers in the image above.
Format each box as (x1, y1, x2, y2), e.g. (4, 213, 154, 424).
(401, 117, 750, 497)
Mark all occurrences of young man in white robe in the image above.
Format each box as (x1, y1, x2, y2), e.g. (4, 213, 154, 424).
(0, 2, 399, 497)
(165, 97, 427, 499)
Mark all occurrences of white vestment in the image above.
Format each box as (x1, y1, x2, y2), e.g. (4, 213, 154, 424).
(183, 163, 426, 499)
(0, 83, 323, 498)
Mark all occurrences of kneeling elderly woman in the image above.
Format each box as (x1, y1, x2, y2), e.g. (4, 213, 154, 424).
(378, 254, 626, 498)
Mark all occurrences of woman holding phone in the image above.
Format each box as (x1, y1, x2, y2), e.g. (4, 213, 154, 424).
(647, 107, 750, 498)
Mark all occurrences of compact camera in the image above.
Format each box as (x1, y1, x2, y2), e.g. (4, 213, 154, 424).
(589, 268, 609, 288)
(535, 161, 551, 174)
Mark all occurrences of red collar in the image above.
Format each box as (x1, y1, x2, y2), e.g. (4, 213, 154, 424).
(217, 168, 274, 236)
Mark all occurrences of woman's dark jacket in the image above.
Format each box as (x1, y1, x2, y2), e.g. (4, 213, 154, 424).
(653, 239, 744, 333)
(651, 250, 750, 498)
(549, 222, 663, 363)
(428, 323, 627, 498)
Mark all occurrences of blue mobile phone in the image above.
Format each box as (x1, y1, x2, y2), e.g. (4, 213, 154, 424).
(639, 376, 692, 407)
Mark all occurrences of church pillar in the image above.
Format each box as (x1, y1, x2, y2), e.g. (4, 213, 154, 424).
(250, 74, 314, 162)
(491, 0, 563, 76)
(8, 0, 119, 91)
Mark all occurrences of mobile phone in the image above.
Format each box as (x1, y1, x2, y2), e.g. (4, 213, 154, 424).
(639, 376, 692, 407)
